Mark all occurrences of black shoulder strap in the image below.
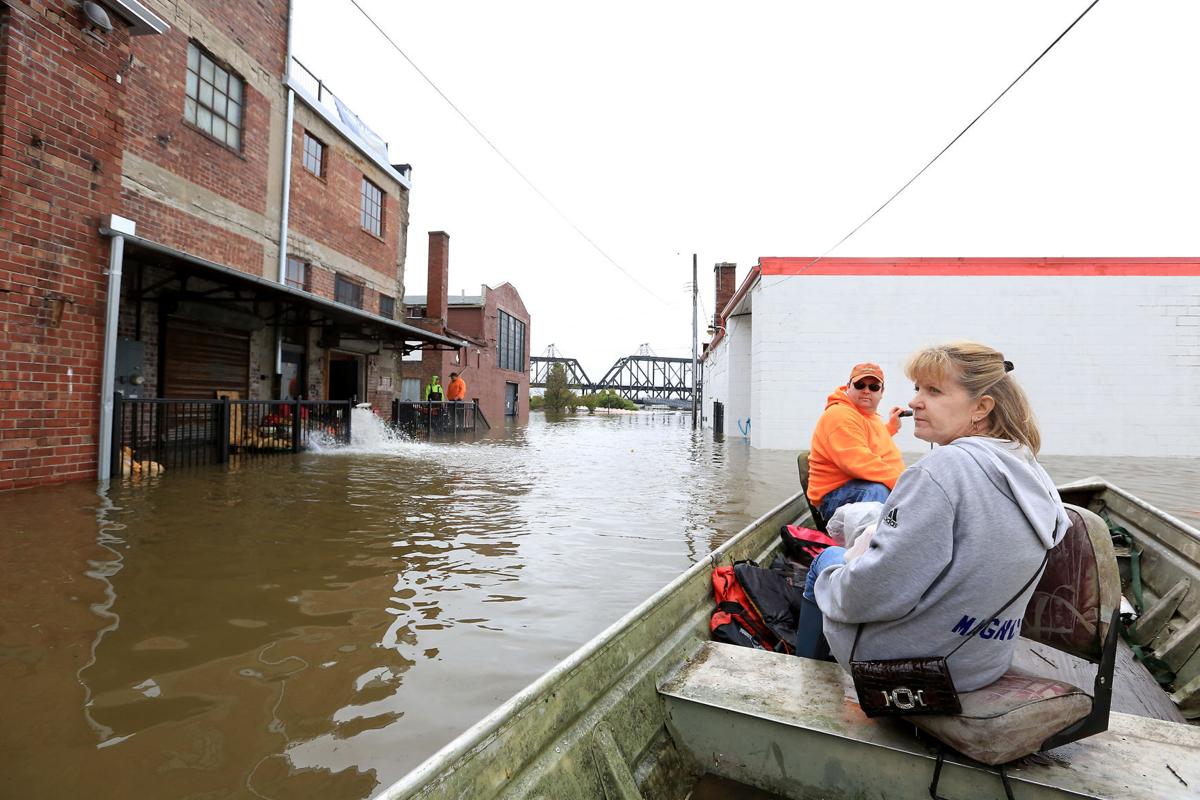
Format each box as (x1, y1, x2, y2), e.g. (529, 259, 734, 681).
(944, 549, 1049, 658)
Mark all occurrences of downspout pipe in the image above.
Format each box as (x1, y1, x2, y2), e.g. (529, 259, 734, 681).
(97, 229, 126, 481)
(275, 2, 296, 375)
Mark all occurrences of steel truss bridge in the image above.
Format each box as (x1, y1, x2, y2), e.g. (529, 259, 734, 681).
(529, 352, 699, 406)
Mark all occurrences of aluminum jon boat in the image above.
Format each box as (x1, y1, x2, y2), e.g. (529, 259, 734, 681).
(377, 478, 1200, 800)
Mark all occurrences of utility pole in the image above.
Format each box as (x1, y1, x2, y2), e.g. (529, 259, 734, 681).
(691, 253, 698, 429)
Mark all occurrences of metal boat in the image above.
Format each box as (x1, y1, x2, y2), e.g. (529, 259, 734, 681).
(378, 478, 1200, 799)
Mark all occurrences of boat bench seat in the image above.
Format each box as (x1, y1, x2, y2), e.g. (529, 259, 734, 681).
(662, 642, 1200, 799)
(912, 670, 1091, 765)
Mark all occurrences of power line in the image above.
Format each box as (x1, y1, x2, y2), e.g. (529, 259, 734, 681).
(344, 0, 671, 305)
(783, 0, 1103, 279)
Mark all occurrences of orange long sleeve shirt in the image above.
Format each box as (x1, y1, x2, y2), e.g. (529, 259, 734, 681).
(446, 377, 466, 401)
(807, 387, 904, 504)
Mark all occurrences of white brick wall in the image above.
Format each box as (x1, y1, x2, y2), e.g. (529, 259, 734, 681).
(702, 331, 729, 426)
(707, 273, 1200, 456)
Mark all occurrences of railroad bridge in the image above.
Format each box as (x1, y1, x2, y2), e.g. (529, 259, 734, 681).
(529, 345, 699, 406)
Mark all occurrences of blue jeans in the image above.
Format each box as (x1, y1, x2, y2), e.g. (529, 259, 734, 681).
(795, 546, 846, 658)
(818, 479, 890, 522)
(804, 546, 847, 601)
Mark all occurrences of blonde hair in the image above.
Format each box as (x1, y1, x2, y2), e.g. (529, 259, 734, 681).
(904, 342, 1041, 453)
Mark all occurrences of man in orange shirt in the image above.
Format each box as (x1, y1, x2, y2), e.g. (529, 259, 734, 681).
(807, 362, 905, 522)
(446, 371, 467, 427)
(446, 372, 466, 401)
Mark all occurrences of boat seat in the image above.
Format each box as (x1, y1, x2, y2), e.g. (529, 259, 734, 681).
(795, 451, 828, 532)
(910, 503, 1122, 765)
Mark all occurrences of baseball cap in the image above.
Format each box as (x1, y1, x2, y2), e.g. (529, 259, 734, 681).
(849, 362, 884, 383)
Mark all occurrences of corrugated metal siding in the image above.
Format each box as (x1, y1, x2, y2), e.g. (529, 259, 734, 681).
(162, 321, 250, 399)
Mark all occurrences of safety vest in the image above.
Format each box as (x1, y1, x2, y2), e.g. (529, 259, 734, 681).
(424, 379, 443, 401)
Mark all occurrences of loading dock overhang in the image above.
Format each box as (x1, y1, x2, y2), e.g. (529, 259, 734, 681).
(112, 233, 466, 352)
(97, 225, 466, 478)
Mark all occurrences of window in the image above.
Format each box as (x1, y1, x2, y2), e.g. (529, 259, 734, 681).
(406, 305, 426, 319)
(335, 274, 363, 308)
(379, 294, 395, 319)
(360, 177, 383, 236)
(497, 310, 526, 372)
(400, 377, 421, 401)
(302, 131, 325, 176)
(185, 42, 243, 150)
(285, 257, 309, 291)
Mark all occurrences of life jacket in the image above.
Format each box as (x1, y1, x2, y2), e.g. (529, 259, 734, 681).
(780, 524, 838, 566)
(710, 562, 798, 654)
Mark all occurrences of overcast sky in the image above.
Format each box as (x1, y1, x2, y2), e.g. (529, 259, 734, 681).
(292, 1, 1200, 378)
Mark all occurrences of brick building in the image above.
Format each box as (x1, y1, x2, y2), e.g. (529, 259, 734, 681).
(701, 258, 1200, 456)
(403, 232, 531, 425)
(0, 0, 461, 491)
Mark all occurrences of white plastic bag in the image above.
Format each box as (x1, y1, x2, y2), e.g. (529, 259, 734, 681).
(827, 501, 884, 550)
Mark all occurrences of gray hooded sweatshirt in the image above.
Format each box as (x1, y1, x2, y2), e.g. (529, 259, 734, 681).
(813, 436, 1071, 692)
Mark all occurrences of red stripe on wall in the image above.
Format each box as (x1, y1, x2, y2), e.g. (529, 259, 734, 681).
(759, 257, 1200, 277)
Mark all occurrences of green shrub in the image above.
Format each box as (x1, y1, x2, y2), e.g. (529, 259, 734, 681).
(596, 390, 639, 411)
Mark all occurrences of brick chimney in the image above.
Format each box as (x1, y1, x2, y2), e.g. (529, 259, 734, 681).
(427, 231, 449, 324)
(714, 262, 736, 328)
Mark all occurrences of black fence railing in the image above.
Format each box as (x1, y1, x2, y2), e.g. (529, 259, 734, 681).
(390, 399, 486, 439)
(112, 394, 352, 476)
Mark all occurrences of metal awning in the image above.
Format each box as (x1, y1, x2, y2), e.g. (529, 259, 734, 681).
(108, 232, 466, 352)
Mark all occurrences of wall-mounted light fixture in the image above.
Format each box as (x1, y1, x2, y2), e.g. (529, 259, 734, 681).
(80, 1, 112, 34)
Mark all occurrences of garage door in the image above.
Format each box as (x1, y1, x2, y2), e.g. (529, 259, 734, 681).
(162, 320, 250, 398)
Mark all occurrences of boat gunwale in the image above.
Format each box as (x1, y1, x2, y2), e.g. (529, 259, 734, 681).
(1060, 476, 1200, 541)
(376, 489, 809, 798)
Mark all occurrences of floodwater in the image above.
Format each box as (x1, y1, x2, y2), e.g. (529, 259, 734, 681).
(1, 410, 1197, 799)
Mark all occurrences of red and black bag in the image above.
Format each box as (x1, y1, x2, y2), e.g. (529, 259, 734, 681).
(734, 561, 805, 647)
(710, 563, 793, 654)
(780, 524, 838, 566)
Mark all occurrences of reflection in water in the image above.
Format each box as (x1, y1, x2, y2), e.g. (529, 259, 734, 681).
(0, 411, 1196, 799)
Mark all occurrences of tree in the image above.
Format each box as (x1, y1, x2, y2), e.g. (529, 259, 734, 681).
(543, 362, 576, 415)
(579, 393, 599, 415)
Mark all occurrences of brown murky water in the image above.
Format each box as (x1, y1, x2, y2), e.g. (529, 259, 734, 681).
(1, 411, 1197, 799)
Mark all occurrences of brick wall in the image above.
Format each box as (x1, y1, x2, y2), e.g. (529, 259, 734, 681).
(701, 311, 752, 437)
(738, 266, 1200, 456)
(119, 191, 267, 274)
(0, 1, 132, 490)
(0, 1, 420, 490)
(123, 1, 287, 217)
(286, 107, 408, 302)
(479, 283, 530, 424)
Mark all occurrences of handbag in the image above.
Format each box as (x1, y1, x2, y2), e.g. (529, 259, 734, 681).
(849, 551, 1048, 718)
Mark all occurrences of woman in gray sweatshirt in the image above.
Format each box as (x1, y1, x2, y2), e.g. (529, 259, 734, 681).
(797, 342, 1071, 692)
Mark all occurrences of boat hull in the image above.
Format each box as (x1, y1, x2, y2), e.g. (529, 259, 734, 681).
(380, 481, 1200, 799)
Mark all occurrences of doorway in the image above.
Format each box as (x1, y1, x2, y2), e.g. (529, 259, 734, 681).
(505, 382, 518, 417)
(280, 344, 306, 401)
(328, 351, 363, 403)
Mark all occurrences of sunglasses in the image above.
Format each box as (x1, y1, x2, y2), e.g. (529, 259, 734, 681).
(852, 380, 882, 392)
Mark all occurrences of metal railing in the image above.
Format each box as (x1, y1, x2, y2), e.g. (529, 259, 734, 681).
(111, 394, 352, 476)
(391, 400, 485, 439)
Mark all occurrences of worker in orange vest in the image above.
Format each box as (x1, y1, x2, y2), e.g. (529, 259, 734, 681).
(446, 372, 466, 401)
(446, 371, 467, 427)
